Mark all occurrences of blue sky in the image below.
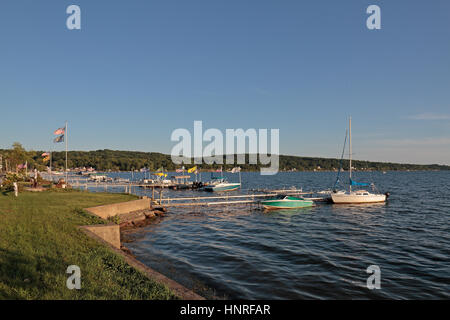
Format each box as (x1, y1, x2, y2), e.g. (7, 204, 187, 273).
(1, 0, 449, 165)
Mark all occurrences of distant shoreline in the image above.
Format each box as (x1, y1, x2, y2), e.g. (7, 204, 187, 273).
(67, 169, 450, 173)
(1, 147, 449, 173)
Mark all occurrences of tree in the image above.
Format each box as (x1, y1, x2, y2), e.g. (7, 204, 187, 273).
(10, 142, 27, 171)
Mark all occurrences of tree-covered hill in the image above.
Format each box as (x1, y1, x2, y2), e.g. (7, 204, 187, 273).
(1, 144, 449, 172)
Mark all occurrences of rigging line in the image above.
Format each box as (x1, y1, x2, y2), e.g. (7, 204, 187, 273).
(333, 129, 348, 191)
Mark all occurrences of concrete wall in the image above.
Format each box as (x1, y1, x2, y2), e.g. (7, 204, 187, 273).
(85, 198, 151, 219)
(80, 197, 204, 299)
(80, 224, 204, 300)
(81, 224, 121, 249)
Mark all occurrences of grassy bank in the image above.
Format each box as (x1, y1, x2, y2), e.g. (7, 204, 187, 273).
(0, 189, 178, 300)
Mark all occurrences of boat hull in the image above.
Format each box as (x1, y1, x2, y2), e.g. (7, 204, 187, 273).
(261, 199, 314, 210)
(331, 193, 386, 204)
(204, 183, 241, 192)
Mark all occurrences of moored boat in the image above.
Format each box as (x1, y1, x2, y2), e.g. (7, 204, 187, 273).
(203, 167, 242, 192)
(331, 117, 388, 204)
(330, 190, 386, 204)
(261, 195, 314, 210)
(203, 178, 241, 192)
(88, 173, 108, 182)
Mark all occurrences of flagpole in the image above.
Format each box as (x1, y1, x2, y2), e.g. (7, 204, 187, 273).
(50, 151, 53, 183)
(65, 120, 68, 184)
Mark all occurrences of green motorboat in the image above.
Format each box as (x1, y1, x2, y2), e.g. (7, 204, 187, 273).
(261, 195, 314, 210)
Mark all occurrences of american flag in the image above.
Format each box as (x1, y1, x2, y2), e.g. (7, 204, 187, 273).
(17, 162, 27, 169)
(54, 127, 65, 135)
(54, 135, 64, 143)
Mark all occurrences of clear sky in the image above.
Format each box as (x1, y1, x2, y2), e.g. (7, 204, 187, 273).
(1, 0, 449, 165)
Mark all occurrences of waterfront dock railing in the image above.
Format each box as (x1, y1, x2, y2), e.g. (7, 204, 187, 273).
(40, 173, 330, 206)
(158, 191, 327, 207)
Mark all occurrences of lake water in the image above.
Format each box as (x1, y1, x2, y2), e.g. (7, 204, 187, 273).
(96, 171, 450, 299)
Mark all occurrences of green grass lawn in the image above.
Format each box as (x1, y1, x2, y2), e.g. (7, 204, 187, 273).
(0, 189, 178, 300)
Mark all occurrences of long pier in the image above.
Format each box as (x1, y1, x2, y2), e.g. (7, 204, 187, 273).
(158, 191, 328, 207)
(42, 174, 195, 189)
(44, 174, 330, 207)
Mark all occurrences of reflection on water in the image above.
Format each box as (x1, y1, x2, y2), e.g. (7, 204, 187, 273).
(102, 171, 449, 299)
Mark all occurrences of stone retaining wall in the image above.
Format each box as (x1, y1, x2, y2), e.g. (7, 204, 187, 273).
(81, 223, 121, 249)
(81, 197, 203, 299)
(85, 198, 151, 219)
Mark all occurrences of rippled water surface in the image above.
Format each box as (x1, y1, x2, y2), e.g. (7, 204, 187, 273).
(110, 171, 449, 299)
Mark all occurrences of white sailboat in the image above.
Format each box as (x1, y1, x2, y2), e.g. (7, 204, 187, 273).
(331, 117, 388, 204)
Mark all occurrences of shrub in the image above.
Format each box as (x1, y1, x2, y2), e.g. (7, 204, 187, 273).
(0, 172, 27, 192)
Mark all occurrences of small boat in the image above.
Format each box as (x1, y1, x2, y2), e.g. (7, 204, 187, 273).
(203, 177, 241, 192)
(140, 178, 155, 184)
(88, 173, 108, 182)
(261, 195, 314, 210)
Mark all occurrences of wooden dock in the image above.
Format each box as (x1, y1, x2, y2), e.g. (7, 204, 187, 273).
(157, 191, 328, 207)
(65, 177, 194, 193)
(52, 174, 331, 207)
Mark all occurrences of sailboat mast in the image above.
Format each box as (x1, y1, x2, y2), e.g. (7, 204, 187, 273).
(65, 120, 68, 184)
(349, 116, 352, 192)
